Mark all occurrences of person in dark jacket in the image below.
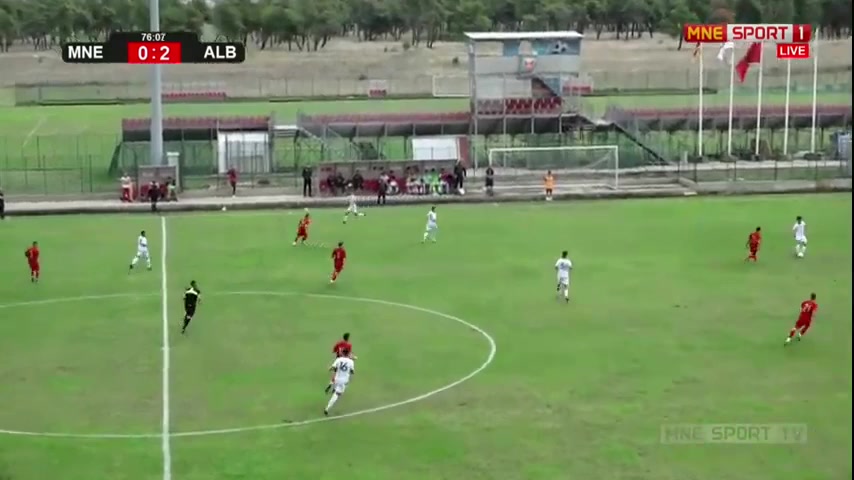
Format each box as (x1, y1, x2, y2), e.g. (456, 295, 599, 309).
(302, 167, 313, 197)
(453, 161, 467, 193)
(377, 171, 388, 205)
(484, 166, 495, 196)
(148, 180, 160, 213)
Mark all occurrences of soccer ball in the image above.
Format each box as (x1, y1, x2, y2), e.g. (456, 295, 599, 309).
(797, 252, 804, 258)
(221, 206, 227, 212)
(304, 207, 310, 213)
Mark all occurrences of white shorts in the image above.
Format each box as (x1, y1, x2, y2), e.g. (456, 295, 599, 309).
(557, 275, 570, 287)
(137, 248, 149, 258)
(333, 380, 348, 394)
(347, 204, 358, 214)
(795, 235, 808, 245)
(426, 223, 438, 232)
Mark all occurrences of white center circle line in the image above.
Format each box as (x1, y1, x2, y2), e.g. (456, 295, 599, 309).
(0, 291, 497, 439)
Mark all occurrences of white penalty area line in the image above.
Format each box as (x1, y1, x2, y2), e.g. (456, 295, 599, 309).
(160, 216, 172, 480)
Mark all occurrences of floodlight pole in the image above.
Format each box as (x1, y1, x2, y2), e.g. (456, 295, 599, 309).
(149, 0, 164, 166)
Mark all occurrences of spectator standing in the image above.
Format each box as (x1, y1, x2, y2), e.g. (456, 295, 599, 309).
(120, 172, 133, 202)
(167, 178, 178, 201)
(148, 180, 160, 213)
(227, 167, 238, 197)
(302, 167, 313, 197)
(453, 161, 467, 193)
(377, 171, 389, 205)
(351, 170, 364, 191)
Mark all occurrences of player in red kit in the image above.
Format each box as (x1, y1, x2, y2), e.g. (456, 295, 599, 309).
(330, 241, 346, 283)
(785, 293, 818, 345)
(25, 241, 40, 283)
(745, 227, 762, 262)
(293, 213, 311, 246)
(325, 332, 354, 393)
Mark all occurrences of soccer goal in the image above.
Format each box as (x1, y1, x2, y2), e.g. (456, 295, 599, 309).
(487, 145, 621, 190)
(431, 75, 470, 98)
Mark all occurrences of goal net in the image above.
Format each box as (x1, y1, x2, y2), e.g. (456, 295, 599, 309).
(487, 146, 621, 190)
(431, 75, 470, 98)
(367, 80, 388, 98)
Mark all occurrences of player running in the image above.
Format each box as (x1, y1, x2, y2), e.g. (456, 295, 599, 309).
(293, 213, 311, 246)
(330, 242, 347, 284)
(181, 281, 201, 334)
(554, 250, 573, 303)
(745, 227, 762, 262)
(25, 241, 40, 283)
(422, 206, 438, 243)
(324, 348, 355, 416)
(785, 293, 818, 345)
(792, 216, 807, 258)
(129, 230, 152, 272)
(325, 333, 354, 393)
(343, 192, 365, 224)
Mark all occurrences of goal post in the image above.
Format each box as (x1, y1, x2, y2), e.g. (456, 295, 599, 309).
(486, 145, 621, 189)
(431, 75, 470, 98)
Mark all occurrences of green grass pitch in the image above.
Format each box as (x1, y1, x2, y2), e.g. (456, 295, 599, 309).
(0, 194, 850, 480)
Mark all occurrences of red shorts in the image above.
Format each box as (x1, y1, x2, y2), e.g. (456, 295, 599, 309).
(795, 317, 812, 329)
(296, 229, 308, 238)
(333, 263, 344, 273)
(29, 262, 39, 272)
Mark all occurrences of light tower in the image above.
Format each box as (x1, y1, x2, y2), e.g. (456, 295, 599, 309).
(149, 0, 164, 165)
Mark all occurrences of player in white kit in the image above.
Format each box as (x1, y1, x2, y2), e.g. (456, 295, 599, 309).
(343, 193, 365, 224)
(129, 230, 152, 272)
(422, 206, 438, 243)
(554, 250, 573, 303)
(792, 216, 808, 258)
(324, 348, 355, 415)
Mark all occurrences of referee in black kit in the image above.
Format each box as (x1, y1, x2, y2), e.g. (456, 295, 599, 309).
(181, 281, 201, 334)
(0, 188, 5, 220)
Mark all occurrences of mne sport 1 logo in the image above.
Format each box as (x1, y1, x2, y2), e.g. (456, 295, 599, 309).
(684, 23, 813, 60)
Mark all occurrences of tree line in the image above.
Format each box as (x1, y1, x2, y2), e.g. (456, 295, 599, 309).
(0, 0, 850, 52)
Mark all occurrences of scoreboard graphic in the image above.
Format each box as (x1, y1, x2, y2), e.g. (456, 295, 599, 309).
(61, 32, 245, 64)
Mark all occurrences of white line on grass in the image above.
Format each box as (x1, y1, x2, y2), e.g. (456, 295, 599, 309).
(160, 216, 172, 480)
(0, 291, 497, 439)
(22, 116, 48, 148)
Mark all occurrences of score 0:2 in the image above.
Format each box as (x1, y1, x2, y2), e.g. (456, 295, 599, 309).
(127, 42, 182, 64)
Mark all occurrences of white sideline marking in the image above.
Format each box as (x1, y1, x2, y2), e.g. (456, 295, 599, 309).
(160, 217, 172, 480)
(22, 116, 47, 148)
(0, 291, 496, 439)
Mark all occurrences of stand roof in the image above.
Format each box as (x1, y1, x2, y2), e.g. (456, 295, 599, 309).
(464, 31, 583, 42)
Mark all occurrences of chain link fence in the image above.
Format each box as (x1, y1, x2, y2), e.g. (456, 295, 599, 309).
(0, 133, 849, 196)
(13, 67, 852, 104)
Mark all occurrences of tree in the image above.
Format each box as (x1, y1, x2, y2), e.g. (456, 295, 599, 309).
(662, 0, 698, 49)
(0, 0, 847, 52)
(0, 6, 15, 52)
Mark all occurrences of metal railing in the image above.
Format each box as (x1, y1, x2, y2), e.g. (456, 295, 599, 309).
(13, 67, 851, 104)
(0, 133, 849, 196)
